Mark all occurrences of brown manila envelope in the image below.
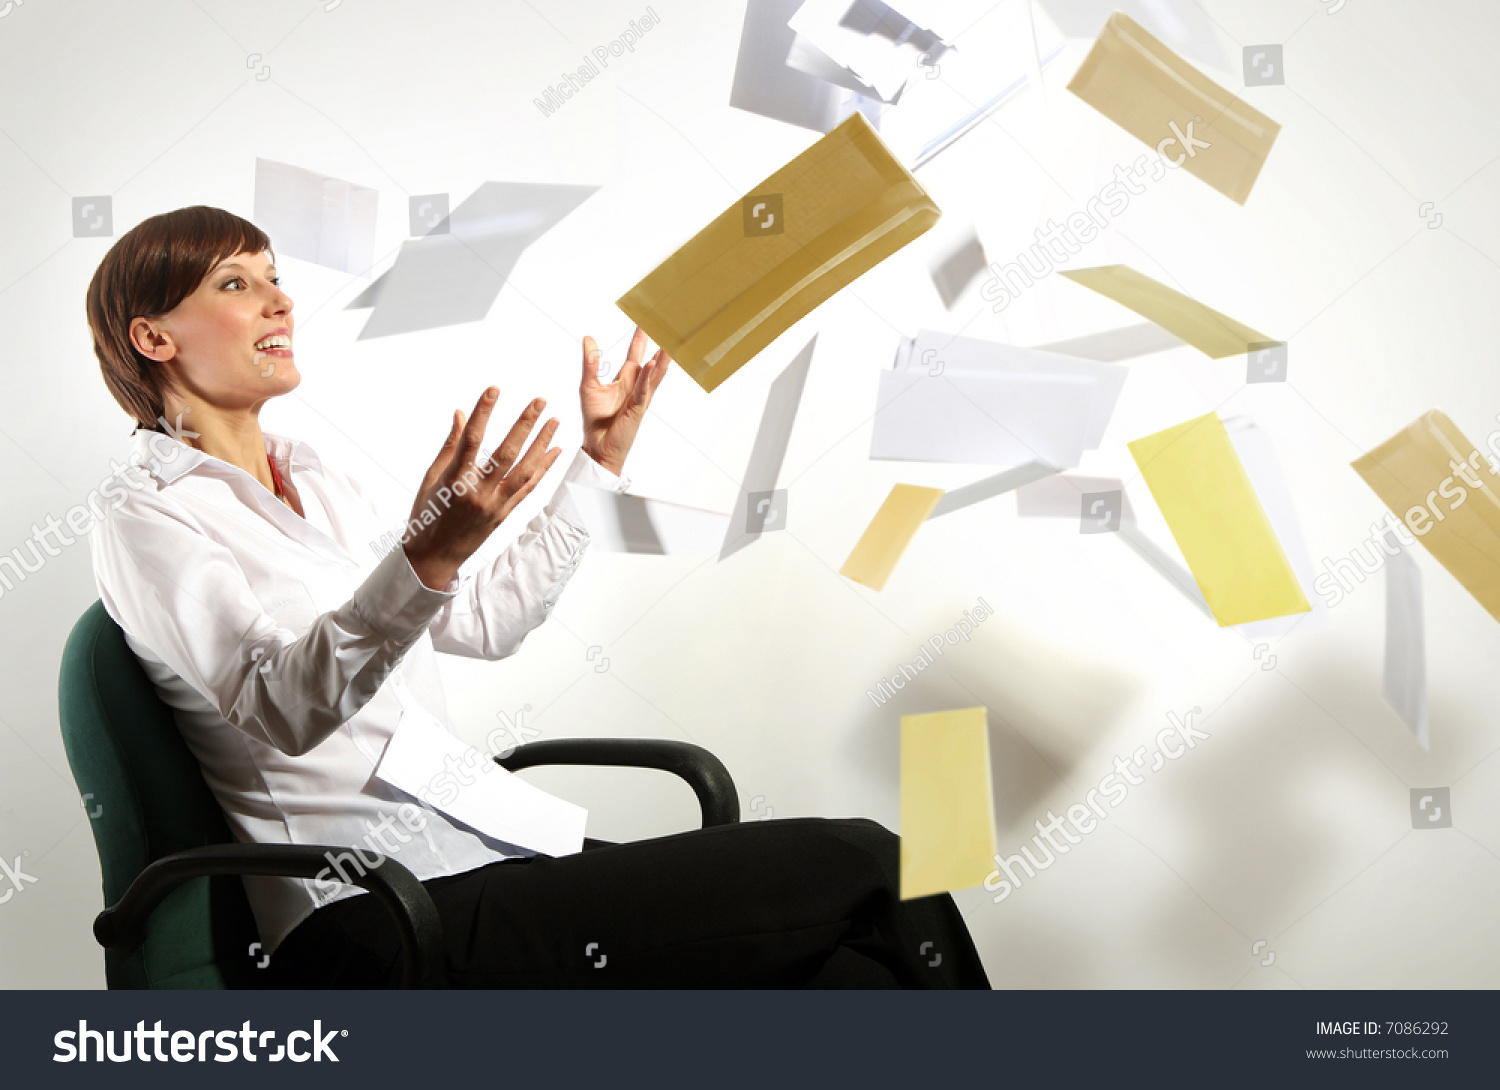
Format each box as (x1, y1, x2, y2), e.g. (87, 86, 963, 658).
(1067, 11, 1281, 205)
(617, 110, 941, 393)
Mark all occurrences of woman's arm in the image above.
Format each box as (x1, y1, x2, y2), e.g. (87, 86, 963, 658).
(421, 448, 626, 660)
(92, 493, 457, 758)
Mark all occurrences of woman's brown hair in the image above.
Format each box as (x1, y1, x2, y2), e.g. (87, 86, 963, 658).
(85, 205, 273, 432)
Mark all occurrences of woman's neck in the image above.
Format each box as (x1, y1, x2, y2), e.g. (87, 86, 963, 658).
(158, 401, 279, 497)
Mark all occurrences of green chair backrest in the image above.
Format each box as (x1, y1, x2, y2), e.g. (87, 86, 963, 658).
(57, 600, 263, 989)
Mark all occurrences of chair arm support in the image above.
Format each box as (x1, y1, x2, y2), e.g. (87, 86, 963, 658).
(496, 738, 740, 827)
(93, 844, 446, 989)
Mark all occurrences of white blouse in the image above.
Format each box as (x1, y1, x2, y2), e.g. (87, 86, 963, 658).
(89, 425, 628, 954)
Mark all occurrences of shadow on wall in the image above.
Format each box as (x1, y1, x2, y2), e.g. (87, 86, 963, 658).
(847, 607, 1142, 829)
(976, 652, 1438, 987)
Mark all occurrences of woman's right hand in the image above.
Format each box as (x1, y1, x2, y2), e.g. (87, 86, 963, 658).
(401, 387, 562, 590)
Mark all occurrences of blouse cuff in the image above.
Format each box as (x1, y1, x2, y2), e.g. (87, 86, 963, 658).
(350, 540, 459, 642)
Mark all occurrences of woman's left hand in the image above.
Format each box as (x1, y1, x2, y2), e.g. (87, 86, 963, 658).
(579, 326, 671, 477)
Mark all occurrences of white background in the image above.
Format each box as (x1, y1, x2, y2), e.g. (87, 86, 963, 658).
(2, 0, 1498, 989)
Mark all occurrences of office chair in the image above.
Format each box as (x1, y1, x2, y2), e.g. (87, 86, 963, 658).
(58, 600, 740, 989)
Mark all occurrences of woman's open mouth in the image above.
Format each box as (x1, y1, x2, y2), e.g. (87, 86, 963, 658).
(254, 334, 293, 358)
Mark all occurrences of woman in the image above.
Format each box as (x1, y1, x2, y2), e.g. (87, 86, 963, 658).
(85, 205, 990, 988)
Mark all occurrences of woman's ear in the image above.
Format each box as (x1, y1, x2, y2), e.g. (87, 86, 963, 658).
(129, 316, 175, 362)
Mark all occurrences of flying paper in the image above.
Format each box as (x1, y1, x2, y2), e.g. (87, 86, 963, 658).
(730, 0, 886, 132)
(875, 331, 1127, 466)
(841, 483, 944, 590)
(899, 705, 998, 900)
(788, 0, 945, 102)
(721, 336, 817, 559)
(929, 229, 988, 309)
(346, 182, 598, 339)
(1351, 410, 1500, 624)
(566, 485, 730, 556)
(1384, 537, 1428, 749)
(375, 690, 586, 858)
(253, 158, 377, 276)
(1067, 11, 1281, 204)
(1128, 412, 1310, 627)
(1060, 266, 1273, 359)
(617, 110, 941, 393)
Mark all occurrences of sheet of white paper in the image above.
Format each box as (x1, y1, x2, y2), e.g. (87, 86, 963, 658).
(785, 31, 895, 100)
(253, 158, 377, 276)
(788, 0, 941, 101)
(929, 461, 1061, 518)
(345, 181, 596, 339)
(929, 230, 987, 309)
(1223, 416, 1331, 639)
(871, 368, 1092, 467)
(730, 0, 885, 133)
(374, 693, 586, 858)
(722, 336, 816, 559)
(881, 1, 1067, 170)
(893, 331, 1126, 450)
(568, 484, 730, 555)
(1384, 540, 1428, 750)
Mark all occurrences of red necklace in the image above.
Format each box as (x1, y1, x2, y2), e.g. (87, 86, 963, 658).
(267, 455, 286, 499)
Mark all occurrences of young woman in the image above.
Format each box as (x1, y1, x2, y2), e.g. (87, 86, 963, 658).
(84, 204, 990, 988)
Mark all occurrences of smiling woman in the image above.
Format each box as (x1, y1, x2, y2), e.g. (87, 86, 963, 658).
(78, 204, 989, 990)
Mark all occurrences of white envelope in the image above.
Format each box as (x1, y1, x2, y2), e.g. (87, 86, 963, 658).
(374, 689, 586, 858)
(1384, 541, 1428, 749)
(567, 484, 730, 555)
(871, 368, 1093, 467)
(730, 0, 885, 133)
(253, 157, 377, 276)
(891, 331, 1126, 451)
(788, 0, 939, 101)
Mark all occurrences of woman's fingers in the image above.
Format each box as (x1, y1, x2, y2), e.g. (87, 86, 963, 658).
(420, 410, 464, 492)
(582, 336, 602, 387)
(505, 417, 560, 487)
(625, 325, 647, 367)
(496, 446, 562, 520)
(456, 387, 499, 469)
(484, 399, 548, 481)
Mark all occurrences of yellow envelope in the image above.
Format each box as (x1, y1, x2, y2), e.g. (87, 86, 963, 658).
(900, 706, 997, 901)
(1067, 11, 1281, 205)
(617, 110, 941, 394)
(1061, 265, 1274, 359)
(1352, 410, 1500, 623)
(840, 484, 944, 591)
(1128, 412, 1310, 626)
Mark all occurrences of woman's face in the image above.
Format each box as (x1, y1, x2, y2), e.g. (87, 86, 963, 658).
(131, 248, 300, 413)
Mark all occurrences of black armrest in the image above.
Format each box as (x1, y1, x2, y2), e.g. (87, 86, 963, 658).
(496, 738, 740, 827)
(93, 844, 447, 989)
